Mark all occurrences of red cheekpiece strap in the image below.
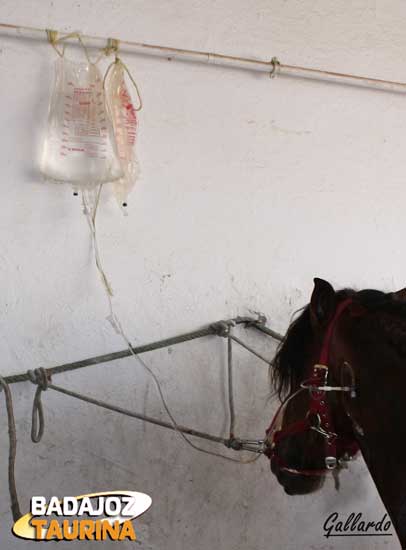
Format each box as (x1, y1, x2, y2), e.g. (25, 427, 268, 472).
(318, 298, 353, 365)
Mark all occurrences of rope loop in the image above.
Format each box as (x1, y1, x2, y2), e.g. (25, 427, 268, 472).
(27, 368, 50, 443)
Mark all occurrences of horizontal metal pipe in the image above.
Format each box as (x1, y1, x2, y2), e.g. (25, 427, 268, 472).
(3, 327, 213, 385)
(1, 21, 406, 93)
(3, 316, 273, 385)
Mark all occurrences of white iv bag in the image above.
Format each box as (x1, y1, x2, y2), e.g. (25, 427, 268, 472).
(41, 57, 123, 186)
(104, 60, 140, 207)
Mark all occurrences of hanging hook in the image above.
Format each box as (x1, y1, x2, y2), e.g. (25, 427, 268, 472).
(269, 56, 281, 79)
(46, 28, 64, 57)
(104, 37, 120, 57)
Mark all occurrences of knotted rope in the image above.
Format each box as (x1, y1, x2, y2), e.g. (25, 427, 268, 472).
(27, 368, 50, 443)
(0, 318, 281, 520)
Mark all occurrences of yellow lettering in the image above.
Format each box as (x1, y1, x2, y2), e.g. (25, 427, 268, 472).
(94, 519, 102, 541)
(102, 519, 120, 540)
(119, 520, 137, 541)
(45, 519, 62, 540)
(31, 518, 47, 540)
(28, 513, 137, 542)
(79, 519, 95, 540)
(62, 519, 79, 540)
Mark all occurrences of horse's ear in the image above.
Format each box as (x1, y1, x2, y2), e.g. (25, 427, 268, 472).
(310, 278, 337, 327)
(392, 288, 406, 302)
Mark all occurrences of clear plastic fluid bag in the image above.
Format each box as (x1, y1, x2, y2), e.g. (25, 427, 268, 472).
(104, 59, 140, 208)
(41, 57, 123, 187)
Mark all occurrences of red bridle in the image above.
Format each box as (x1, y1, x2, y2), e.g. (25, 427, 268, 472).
(264, 298, 359, 476)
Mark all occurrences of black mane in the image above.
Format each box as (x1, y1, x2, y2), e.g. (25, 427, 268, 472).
(271, 287, 406, 398)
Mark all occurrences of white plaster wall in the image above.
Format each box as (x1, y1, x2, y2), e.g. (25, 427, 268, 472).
(0, 1, 404, 548)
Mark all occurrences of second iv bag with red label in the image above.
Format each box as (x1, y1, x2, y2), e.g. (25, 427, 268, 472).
(104, 58, 141, 208)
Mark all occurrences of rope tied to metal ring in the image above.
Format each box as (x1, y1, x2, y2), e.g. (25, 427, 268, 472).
(269, 56, 281, 79)
(27, 368, 50, 443)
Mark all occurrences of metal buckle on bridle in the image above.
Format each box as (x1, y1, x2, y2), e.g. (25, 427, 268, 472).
(301, 379, 356, 395)
(325, 456, 337, 470)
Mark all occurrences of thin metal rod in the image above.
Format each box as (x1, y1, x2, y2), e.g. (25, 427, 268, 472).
(48, 382, 226, 445)
(1, 21, 406, 93)
(46, 382, 265, 453)
(250, 323, 283, 342)
(229, 334, 272, 365)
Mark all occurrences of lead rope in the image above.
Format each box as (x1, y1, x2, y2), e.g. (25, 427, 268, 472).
(0, 376, 21, 521)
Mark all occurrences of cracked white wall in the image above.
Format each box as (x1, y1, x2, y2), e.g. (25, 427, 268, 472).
(0, 1, 405, 548)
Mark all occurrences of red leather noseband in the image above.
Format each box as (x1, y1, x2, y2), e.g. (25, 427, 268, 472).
(265, 297, 359, 476)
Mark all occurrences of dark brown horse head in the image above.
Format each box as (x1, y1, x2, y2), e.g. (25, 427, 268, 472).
(266, 278, 406, 545)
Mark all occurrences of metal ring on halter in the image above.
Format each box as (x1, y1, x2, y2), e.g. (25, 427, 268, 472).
(306, 411, 337, 440)
(300, 381, 355, 393)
